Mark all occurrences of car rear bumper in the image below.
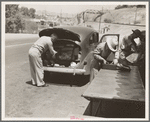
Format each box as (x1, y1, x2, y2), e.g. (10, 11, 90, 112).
(43, 66, 86, 75)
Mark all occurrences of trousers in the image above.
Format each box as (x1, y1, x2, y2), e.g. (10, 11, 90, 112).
(28, 47, 45, 86)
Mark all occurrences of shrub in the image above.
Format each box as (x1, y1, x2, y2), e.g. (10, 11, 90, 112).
(136, 5, 146, 8)
(134, 20, 141, 25)
(115, 5, 146, 9)
(115, 5, 128, 9)
(104, 18, 112, 23)
(24, 20, 38, 33)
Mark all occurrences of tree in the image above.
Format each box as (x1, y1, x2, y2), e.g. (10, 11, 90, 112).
(115, 5, 146, 9)
(28, 8, 36, 18)
(15, 13, 25, 33)
(19, 7, 36, 18)
(19, 7, 29, 16)
(5, 4, 25, 33)
(6, 4, 19, 18)
(136, 5, 146, 8)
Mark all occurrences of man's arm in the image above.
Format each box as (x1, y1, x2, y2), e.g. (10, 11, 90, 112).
(93, 43, 108, 64)
(48, 41, 57, 59)
(94, 54, 107, 64)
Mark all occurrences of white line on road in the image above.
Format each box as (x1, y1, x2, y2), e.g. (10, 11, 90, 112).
(6, 42, 34, 48)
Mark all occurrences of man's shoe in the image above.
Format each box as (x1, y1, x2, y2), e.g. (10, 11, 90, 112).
(37, 84, 49, 87)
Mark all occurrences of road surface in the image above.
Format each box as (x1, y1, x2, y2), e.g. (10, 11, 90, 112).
(4, 34, 90, 119)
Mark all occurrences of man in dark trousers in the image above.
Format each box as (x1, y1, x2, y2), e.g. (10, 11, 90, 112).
(119, 29, 145, 86)
(119, 29, 143, 65)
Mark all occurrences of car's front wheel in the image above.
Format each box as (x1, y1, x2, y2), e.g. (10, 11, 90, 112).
(89, 68, 99, 82)
(89, 58, 100, 82)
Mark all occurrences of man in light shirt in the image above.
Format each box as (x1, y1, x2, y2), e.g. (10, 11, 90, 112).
(28, 34, 58, 87)
(91, 37, 119, 79)
(93, 37, 119, 65)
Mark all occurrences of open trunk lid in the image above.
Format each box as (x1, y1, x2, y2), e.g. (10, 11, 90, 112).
(39, 28, 80, 42)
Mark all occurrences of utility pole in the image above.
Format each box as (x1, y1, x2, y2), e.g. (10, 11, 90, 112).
(99, 15, 101, 33)
(83, 12, 86, 27)
(134, 7, 138, 25)
(99, 7, 103, 33)
(60, 9, 62, 24)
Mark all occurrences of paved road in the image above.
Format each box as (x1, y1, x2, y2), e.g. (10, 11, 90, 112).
(4, 34, 89, 119)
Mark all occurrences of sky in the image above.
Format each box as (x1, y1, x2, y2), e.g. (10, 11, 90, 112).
(18, 1, 147, 14)
(3, 1, 146, 15)
(18, 2, 118, 14)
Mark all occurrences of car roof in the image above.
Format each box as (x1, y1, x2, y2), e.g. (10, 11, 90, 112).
(54, 26, 98, 42)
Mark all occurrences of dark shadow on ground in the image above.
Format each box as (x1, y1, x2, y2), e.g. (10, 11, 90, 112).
(83, 100, 145, 118)
(44, 71, 90, 87)
(26, 80, 33, 85)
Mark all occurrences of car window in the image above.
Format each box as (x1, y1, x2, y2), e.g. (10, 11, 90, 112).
(89, 33, 98, 45)
(89, 34, 94, 45)
(100, 35, 118, 43)
(93, 33, 98, 43)
(101, 35, 119, 49)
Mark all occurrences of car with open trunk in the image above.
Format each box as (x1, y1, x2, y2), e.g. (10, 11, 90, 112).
(39, 26, 119, 82)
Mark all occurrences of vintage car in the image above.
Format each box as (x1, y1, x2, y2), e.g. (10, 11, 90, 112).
(39, 26, 119, 82)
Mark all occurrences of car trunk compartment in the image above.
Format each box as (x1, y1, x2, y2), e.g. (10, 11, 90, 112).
(43, 39, 81, 67)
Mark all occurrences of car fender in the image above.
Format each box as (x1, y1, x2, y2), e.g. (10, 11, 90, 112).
(83, 51, 98, 75)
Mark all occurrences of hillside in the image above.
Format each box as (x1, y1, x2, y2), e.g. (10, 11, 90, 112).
(75, 9, 104, 25)
(76, 7, 146, 25)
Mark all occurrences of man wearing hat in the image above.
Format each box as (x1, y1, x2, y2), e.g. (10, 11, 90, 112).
(134, 30, 145, 87)
(119, 29, 142, 65)
(93, 37, 119, 66)
(89, 37, 119, 80)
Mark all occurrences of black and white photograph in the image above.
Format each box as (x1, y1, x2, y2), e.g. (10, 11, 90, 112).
(2, 1, 149, 120)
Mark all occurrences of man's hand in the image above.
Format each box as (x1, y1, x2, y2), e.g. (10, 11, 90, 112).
(119, 51, 126, 59)
(103, 59, 108, 64)
(52, 52, 58, 60)
(49, 60, 55, 67)
(54, 52, 59, 59)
